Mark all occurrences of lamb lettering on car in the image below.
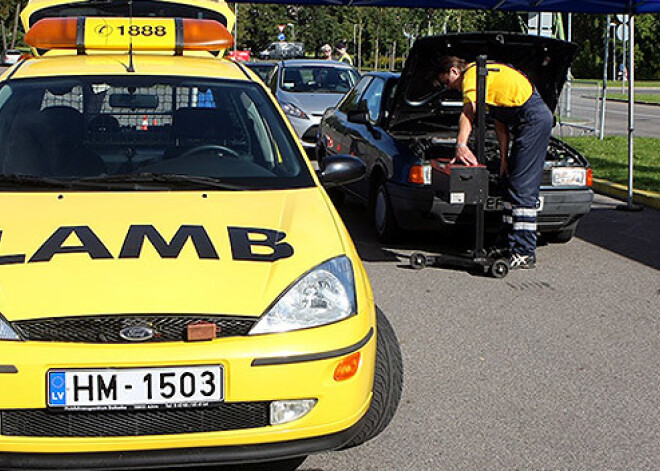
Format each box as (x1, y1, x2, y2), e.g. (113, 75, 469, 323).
(0, 225, 294, 264)
(0, 1, 402, 470)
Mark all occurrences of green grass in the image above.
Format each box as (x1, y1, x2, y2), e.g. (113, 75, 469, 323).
(560, 136, 660, 193)
(573, 79, 660, 87)
(607, 93, 660, 104)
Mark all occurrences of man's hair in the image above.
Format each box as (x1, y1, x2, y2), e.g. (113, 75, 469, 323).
(434, 55, 468, 75)
(336, 42, 346, 50)
(321, 44, 332, 52)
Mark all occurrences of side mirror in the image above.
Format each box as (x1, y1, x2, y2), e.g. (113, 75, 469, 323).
(347, 109, 370, 125)
(318, 154, 366, 188)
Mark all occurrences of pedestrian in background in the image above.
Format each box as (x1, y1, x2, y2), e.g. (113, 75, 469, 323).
(433, 55, 553, 270)
(321, 44, 333, 60)
(336, 42, 353, 66)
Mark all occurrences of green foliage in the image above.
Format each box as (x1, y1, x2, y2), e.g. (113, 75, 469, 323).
(608, 93, 660, 103)
(235, 7, 660, 80)
(236, 5, 520, 68)
(570, 12, 660, 79)
(0, 0, 23, 50)
(561, 136, 660, 192)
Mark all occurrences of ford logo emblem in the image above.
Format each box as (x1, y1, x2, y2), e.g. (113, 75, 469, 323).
(119, 325, 154, 342)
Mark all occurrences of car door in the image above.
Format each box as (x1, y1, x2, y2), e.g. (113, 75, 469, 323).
(320, 76, 372, 195)
(346, 77, 390, 199)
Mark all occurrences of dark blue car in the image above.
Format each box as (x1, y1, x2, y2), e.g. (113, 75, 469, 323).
(317, 33, 593, 243)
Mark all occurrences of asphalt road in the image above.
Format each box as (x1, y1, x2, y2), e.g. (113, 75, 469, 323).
(295, 192, 659, 470)
(556, 86, 660, 137)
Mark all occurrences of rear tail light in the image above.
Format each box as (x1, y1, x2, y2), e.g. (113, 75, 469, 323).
(408, 164, 432, 185)
(586, 168, 593, 187)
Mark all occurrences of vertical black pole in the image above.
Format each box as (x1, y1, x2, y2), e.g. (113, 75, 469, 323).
(476, 55, 487, 165)
(474, 55, 488, 260)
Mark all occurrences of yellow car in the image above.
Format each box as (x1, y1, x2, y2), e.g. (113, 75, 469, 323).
(0, 1, 403, 469)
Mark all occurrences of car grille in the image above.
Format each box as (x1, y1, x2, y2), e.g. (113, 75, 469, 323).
(0, 403, 270, 437)
(12, 315, 257, 343)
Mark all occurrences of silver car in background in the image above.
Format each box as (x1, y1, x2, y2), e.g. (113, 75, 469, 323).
(268, 59, 359, 151)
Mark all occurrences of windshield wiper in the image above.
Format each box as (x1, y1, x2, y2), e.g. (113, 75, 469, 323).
(77, 173, 246, 190)
(0, 174, 75, 189)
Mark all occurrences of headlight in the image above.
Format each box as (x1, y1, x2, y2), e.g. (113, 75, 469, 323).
(0, 314, 21, 341)
(552, 167, 586, 186)
(250, 256, 356, 335)
(281, 102, 309, 120)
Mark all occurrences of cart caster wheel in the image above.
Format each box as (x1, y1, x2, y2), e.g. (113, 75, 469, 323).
(490, 259, 509, 278)
(410, 252, 427, 270)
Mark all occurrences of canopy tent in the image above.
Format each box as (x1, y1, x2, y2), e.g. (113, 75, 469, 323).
(234, 0, 660, 210)
(236, 0, 660, 14)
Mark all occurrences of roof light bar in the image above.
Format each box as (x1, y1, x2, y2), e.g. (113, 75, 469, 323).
(24, 17, 234, 54)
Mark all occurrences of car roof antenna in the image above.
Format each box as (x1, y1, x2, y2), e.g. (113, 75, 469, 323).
(127, 0, 135, 73)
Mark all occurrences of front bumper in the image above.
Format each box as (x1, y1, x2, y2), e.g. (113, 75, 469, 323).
(387, 182, 594, 232)
(0, 314, 375, 460)
(0, 417, 365, 470)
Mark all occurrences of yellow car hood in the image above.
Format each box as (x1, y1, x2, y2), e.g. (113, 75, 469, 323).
(0, 188, 346, 321)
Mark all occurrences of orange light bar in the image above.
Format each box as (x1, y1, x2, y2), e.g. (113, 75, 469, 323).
(333, 352, 361, 381)
(182, 18, 234, 51)
(25, 17, 79, 50)
(25, 17, 234, 53)
(586, 167, 593, 187)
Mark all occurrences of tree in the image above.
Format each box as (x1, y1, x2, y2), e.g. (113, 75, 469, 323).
(0, 0, 22, 53)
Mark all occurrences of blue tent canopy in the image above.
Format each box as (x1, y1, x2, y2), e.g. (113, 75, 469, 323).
(235, 0, 660, 14)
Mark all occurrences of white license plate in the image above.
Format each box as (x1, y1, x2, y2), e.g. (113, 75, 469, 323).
(47, 366, 224, 410)
(484, 196, 544, 212)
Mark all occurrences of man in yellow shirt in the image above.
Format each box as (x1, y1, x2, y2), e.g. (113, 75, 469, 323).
(336, 42, 353, 66)
(434, 56, 553, 269)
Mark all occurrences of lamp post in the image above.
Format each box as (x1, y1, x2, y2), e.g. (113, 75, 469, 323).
(287, 23, 295, 41)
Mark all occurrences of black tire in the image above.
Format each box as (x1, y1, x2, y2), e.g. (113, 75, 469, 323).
(228, 456, 307, 471)
(342, 308, 403, 449)
(490, 258, 509, 278)
(544, 221, 578, 244)
(409, 252, 427, 270)
(372, 182, 400, 243)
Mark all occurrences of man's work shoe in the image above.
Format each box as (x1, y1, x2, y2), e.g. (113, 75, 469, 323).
(509, 253, 536, 269)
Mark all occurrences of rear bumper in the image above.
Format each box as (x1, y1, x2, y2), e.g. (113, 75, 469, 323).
(0, 417, 363, 470)
(387, 182, 593, 232)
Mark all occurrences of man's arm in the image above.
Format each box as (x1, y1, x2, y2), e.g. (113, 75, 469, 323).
(494, 119, 509, 176)
(455, 101, 478, 166)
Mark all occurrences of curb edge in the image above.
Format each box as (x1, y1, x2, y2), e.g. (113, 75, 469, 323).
(592, 178, 660, 210)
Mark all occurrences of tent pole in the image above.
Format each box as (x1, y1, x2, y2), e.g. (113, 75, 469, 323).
(599, 15, 611, 139)
(619, 14, 643, 211)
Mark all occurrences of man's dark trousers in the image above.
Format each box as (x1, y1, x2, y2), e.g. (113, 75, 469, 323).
(493, 91, 553, 256)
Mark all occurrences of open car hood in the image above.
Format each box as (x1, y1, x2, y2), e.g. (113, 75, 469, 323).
(389, 32, 577, 132)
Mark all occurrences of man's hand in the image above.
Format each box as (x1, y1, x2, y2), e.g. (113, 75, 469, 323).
(500, 157, 508, 177)
(454, 144, 478, 166)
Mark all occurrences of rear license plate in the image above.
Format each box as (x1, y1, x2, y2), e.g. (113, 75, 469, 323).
(484, 196, 544, 212)
(47, 366, 224, 410)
